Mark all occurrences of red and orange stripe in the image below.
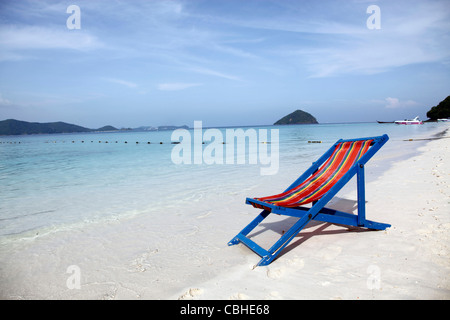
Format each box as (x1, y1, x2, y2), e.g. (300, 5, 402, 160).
(252, 139, 373, 209)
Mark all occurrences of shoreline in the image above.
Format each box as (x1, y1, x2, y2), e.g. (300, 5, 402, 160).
(172, 129, 450, 300)
(0, 128, 449, 299)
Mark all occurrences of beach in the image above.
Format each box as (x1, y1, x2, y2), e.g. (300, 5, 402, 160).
(178, 130, 450, 300)
(2, 0, 450, 304)
(0, 127, 449, 300)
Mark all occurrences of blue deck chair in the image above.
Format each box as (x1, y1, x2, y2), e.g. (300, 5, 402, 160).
(228, 134, 391, 266)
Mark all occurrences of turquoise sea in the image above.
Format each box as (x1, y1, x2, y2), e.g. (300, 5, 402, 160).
(0, 122, 447, 242)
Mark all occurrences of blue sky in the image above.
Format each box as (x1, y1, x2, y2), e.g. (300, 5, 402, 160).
(0, 0, 449, 128)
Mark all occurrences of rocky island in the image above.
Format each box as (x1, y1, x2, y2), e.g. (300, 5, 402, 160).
(0, 119, 118, 136)
(274, 109, 318, 125)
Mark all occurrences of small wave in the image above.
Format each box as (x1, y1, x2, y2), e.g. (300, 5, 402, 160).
(0, 210, 56, 222)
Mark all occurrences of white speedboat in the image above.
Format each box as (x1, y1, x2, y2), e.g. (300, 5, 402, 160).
(437, 118, 449, 122)
(394, 116, 423, 125)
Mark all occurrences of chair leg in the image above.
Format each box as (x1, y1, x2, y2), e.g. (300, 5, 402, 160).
(357, 163, 366, 226)
(257, 212, 313, 266)
(228, 210, 270, 246)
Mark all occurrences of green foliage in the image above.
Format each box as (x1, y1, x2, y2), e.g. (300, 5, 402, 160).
(426, 96, 450, 120)
(0, 119, 117, 136)
(274, 110, 318, 125)
(96, 125, 118, 132)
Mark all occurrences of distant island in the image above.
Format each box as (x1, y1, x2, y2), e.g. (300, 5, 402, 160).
(119, 125, 189, 131)
(426, 95, 450, 120)
(0, 119, 193, 136)
(157, 125, 189, 131)
(274, 109, 318, 125)
(0, 119, 118, 136)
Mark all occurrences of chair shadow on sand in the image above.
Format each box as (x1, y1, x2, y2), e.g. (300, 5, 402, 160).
(247, 197, 374, 260)
(228, 135, 391, 266)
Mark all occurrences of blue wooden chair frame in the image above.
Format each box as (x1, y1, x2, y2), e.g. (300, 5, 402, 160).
(228, 134, 391, 266)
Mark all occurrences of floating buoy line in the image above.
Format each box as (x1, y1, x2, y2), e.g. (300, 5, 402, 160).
(0, 140, 275, 145)
(1, 138, 430, 145)
(0, 140, 177, 145)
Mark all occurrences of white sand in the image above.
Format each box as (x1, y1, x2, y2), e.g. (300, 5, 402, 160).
(0, 130, 449, 300)
(176, 131, 450, 300)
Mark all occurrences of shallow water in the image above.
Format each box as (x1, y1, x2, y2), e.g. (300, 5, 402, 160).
(0, 122, 447, 241)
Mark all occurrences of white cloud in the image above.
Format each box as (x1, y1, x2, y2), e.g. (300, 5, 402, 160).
(0, 25, 102, 52)
(384, 97, 418, 109)
(0, 93, 12, 107)
(188, 67, 242, 82)
(221, 0, 450, 78)
(157, 83, 202, 91)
